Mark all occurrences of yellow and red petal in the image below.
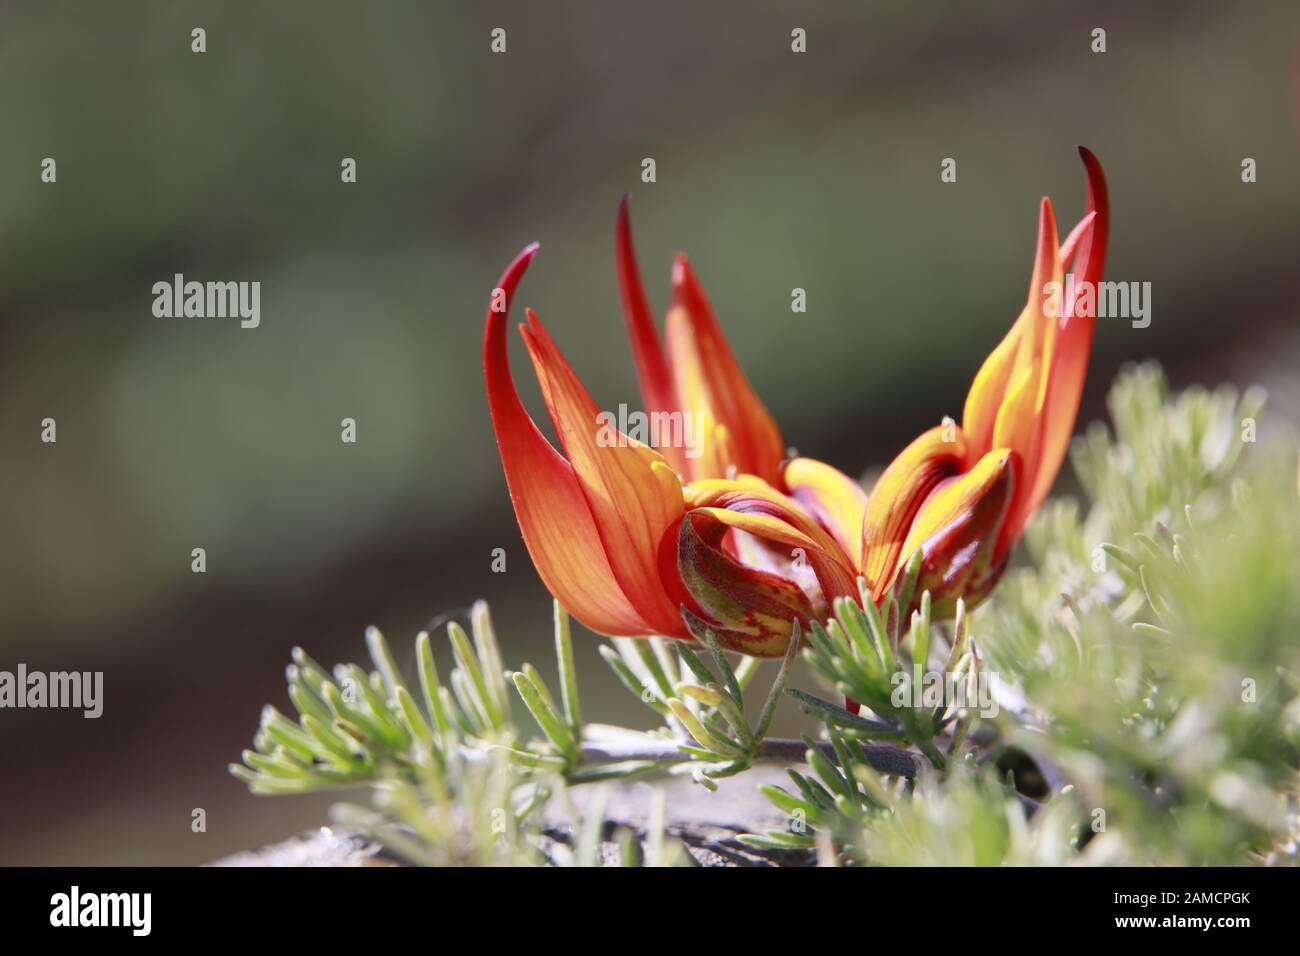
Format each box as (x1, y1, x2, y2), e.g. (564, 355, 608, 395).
(861, 425, 967, 600)
(1022, 148, 1110, 524)
(783, 457, 869, 571)
(897, 448, 1017, 615)
(696, 505, 856, 603)
(664, 255, 785, 485)
(519, 310, 688, 637)
(962, 197, 1062, 476)
(961, 314, 1027, 464)
(483, 246, 656, 636)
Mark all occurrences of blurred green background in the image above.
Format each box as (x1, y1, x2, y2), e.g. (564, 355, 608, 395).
(1, 0, 1297, 863)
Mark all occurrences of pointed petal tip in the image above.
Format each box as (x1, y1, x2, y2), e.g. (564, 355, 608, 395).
(1076, 148, 1108, 209)
(615, 193, 679, 425)
(490, 243, 540, 304)
(515, 241, 540, 264)
(1077, 146, 1106, 191)
(1038, 195, 1057, 225)
(670, 254, 700, 303)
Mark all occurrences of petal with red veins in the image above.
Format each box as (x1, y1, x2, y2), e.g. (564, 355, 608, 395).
(678, 509, 816, 658)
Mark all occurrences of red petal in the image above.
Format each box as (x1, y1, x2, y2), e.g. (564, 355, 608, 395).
(664, 256, 785, 484)
(483, 245, 656, 636)
(616, 197, 685, 474)
(1021, 148, 1110, 524)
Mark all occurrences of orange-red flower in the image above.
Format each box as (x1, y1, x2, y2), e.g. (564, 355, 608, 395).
(484, 148, 1108, 656)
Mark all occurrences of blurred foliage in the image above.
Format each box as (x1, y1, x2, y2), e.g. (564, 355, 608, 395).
(766, 365, 1299, 865)
(975, 364, 1299, 865)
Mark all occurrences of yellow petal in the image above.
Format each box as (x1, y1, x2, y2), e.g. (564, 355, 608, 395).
(783, 457, 869, 571)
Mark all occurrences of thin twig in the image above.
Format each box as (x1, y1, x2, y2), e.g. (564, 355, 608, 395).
(569, 737, 919, 778)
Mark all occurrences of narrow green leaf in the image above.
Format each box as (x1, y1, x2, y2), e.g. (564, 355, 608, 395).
(553, 601, 581, 738)
(394, 685, 434, 746)
(290, 647, 331, 693)
(415, 631, 452, 737)
(892, 549, 923, 624)
(323, 681, 397, 751)
(754, 620, 801, 741)
(567, 760, 663, 784)
(860, 590, 895, 671)
(913, 590, 932, 670)
(301, 713, 366, 768)
(805, 735, 854, 800)
(344, 664, 409, 748)
(241, 749, 306, 778)
(676, 642, 716, 686)
(786, 688, 903, 737)
(677, 681, 750, 744)
(287, 680, 334, 728)
(667, 698, 743, 756)
(624, 638, 675, 701)
(259, 706, 319, 762)
(512, 671, 577, 760)
(599, 645, 670, 715)
(738, 831, 816, 850)
(498, 746, 568, 772)
(700, 628, 744, 711)
(365, 626, 406, 699)
(449, 621, 502, 730)
(471, 600, 510, 720)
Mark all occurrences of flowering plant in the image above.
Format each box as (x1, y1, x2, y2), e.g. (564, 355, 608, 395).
(485, 149, 1107, 656)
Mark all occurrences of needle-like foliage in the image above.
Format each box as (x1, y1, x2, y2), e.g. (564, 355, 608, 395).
(233, 366, 1300, 866)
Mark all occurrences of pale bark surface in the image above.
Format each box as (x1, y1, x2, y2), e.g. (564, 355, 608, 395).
(214, 765, 809, 867)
